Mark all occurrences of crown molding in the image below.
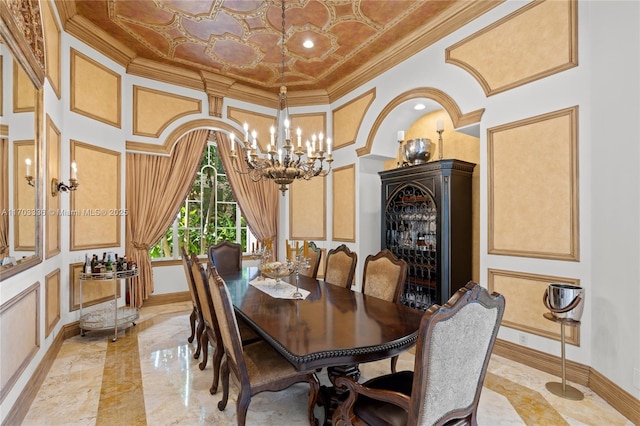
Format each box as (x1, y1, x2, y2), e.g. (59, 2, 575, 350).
(127, 57, 204, 91)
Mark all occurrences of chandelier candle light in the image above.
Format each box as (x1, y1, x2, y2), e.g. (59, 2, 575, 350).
(229, 0, 332, 195)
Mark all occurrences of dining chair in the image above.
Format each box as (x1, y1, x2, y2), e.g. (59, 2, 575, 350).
(324, 244, 357, 289)
(208, 265, 320, 426)
(361, 249, 408, 373)
(190, 254, 260, 395)
(180, 246, 204, 359)
(333, 281, 505, 426)
(208, 240, 242, 275)
(299, 241, 322, 279)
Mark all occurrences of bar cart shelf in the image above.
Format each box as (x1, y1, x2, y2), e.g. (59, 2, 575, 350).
(78, 269, 139, 342)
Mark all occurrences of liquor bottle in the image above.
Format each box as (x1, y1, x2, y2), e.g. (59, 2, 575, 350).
(84, 254, 92, 274)
(105, 253, 113, 272)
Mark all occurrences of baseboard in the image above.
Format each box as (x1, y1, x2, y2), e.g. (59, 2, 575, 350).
(142, 291, 190, 307)
(2, 322, 73, 426)
(589, 368, 640, 425)
(494, 339, 639, 425)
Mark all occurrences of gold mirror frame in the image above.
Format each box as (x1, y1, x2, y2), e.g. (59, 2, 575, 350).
(0, 1, 44, 281)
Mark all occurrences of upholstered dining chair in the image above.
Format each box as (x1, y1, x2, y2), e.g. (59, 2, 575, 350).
(208, 240, 242, 275)
(299, 241, 322, 279)
(190, 255, 260, 395)
(180, 247, 204, 359)
(208, 265, 320, 426)
(361, 249, 408, 373)
(333, 282, 505, 426)
(324, 244, 357, 289)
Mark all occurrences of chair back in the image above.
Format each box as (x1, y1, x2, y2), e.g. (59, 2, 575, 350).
(180, 247, 201, 310)
(409, 282, 505, 426)
(190, 254, 222, 345)
(299, 241, 322, 279)
(324, 244, 357, 288)
(361, 249, 407, 303)
(207, 265, 248, 382)
(208, 240, 242, 275)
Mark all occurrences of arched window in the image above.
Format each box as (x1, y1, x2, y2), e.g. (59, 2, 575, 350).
(150, 136, 255, 259)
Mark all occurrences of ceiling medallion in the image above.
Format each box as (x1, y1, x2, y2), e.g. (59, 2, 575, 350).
(229, 0, 332, 195)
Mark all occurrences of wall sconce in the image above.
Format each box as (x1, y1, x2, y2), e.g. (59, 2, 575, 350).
(51, 162, 79, 196)
(25, 158, 35, 187)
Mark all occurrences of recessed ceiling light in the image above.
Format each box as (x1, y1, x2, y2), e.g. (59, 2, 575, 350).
(303, 39, 314, 49)
(414, 104, 426, 110)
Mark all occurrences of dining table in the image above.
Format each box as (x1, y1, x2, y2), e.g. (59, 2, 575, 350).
(219, 266, 424, 424)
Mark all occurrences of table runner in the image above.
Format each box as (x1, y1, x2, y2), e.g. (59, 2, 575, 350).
(249, 277, 310, 300)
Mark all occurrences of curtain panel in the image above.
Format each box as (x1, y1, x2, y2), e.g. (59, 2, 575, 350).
(216, 132, 279, 258)
(126, 129, 209, 306)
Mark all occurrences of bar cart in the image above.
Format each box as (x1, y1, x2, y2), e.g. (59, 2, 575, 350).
(78, 269, 139, 342)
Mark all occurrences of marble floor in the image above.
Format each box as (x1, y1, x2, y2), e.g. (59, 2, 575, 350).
(22, 302, 633, 426)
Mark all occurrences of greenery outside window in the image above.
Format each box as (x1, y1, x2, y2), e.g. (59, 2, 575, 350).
(150, 138, 255, 259)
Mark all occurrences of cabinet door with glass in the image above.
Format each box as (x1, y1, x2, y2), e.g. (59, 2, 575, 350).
(379, 159, 475, 310)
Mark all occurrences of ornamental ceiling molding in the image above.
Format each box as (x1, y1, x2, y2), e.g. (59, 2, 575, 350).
(0, 0, 45, 85)
(54, 1, 503, 106)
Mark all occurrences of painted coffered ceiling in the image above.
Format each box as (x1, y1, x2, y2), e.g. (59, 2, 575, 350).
(57, 1, 501, 102)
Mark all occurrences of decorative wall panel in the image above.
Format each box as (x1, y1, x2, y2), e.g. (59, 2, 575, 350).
(133, 86, 201, 137)
(42, 0, 61, 99)
(70, 141, 121, 250)
(446, 0, 577, 96)
(45, 115, 60, 258)
(488, 106, 578, 261)
(290, 176, 326, 240)
(488, 269, 580, 345)
(332, 164, 355, 242)
(13, 140, 35, 250)
(13, 60, 35, 112)
(332, 88, 375, 150)
(45, 268, 60, 337)
(227, 106, 275, 152)
(0, 282, 39, 403)
(70, 49, 121, 128)
(290, 112, 326, 147)
(69, 263, 119, 312)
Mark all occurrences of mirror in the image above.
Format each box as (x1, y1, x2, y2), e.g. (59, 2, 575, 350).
(0, 21, 44, 280)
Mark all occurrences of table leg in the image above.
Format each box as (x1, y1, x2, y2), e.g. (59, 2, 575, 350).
(318, 364, 361, 426)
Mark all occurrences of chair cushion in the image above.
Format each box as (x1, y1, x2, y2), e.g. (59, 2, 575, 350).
(243, 341, 308, 388)
(353, 371, 413, 426)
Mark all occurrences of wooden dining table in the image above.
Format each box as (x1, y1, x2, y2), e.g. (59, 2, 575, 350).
(219, 266, 424, 424)
(220, 266, 423, 370)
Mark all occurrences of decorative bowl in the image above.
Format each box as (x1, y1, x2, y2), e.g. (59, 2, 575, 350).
(404, 138, 432, 165)
(259, 261, 294, 280)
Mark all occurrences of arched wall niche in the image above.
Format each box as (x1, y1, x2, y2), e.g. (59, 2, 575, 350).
(356, 87, 484, 157)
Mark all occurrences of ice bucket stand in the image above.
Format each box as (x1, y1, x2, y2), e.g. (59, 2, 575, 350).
(543, 286, 584, 401)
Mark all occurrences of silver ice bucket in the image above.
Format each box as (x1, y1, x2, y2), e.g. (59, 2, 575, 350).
(543, 283, 585, 322)
(403, 138, 432, 165)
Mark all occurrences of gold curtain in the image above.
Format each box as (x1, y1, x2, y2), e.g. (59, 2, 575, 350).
(126, 129, 209, 306)
(0, 138, 8, 257)
(216, 132, 278, 257)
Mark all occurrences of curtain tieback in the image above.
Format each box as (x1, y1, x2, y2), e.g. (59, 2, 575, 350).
(132, 242, 150, 250)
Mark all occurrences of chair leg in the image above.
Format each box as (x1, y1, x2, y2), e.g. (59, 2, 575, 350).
(187, 308, 196, 343)
(235, 387, 251, 426)
(217, 358, 230, 411)
(194, 319, 205, 359)
(199, 332, 208, 370)
(210, 338, 223, 395)
(390, 355, 399, 373)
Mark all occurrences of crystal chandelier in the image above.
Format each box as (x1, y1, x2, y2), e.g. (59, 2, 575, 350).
(229, 0, 332, 195)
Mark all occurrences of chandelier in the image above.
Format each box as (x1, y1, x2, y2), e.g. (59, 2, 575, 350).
(229, 0, 332, 195)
